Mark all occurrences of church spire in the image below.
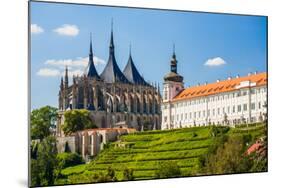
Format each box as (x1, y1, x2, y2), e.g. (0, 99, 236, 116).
(109, 18, 114, 54)
(100, 20, 130, 84)
(170, 44, 177, 74)
(64, 66, 68, 85)
(172, 43, 176, 59)
(86, 33, 100, 79)
(60, 77, 64, 90)
(89, 32, 93, 57)
(129, 43, 132, 57)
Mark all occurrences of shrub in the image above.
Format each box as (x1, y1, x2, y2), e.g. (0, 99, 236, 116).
(192, 132, 198, 137)
(106, 166, 117, 181)
(122, 167, 134, 181)
(155, 161, 181, 178)
(210, 126, 230, 137)
(57, 153, 84, 169)
(203, 135, 252, 174)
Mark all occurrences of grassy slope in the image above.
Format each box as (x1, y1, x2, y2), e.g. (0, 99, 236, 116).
(58, 123, 266, 184)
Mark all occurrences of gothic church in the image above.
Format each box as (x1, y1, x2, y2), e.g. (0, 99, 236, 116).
(57, 26, 161, 136)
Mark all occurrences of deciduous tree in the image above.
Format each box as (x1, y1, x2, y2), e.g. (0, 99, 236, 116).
(62, 109, 96, 135)
(31, 106, 57, 140)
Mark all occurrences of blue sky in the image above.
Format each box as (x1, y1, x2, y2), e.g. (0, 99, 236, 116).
(30, 1, 267, 110)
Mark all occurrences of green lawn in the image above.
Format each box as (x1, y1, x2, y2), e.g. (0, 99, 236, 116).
(57, 122, 266, 184)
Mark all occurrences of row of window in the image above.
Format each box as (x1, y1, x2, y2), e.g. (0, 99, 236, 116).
(167, 87, 267, 108)
(168, 116, 262, 128)
(164, 101, 266, 122)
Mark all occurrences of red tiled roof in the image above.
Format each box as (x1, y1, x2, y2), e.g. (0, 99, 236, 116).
(247, 142, 263, 155)
(173, 72, 267, 102)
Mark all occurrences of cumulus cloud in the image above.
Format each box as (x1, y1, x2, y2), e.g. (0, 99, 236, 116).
(37, 68, 60, 77)
(44, 56, 105, 68)
(37, 68, 84, 77)
(53, 24, 79, 36)
(31, 24, 44, 34)
(37, 56, 105, 77)
(68, 69, 84, 77)
(204, 57, 226, 67)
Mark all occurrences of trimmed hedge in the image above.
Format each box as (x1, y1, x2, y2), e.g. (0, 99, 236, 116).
(57, 152, 84, 169)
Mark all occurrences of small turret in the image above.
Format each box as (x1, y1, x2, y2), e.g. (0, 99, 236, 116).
(64, 66, 68, 87)
(63, 66, 69, 109)
(163, 45, 184, 101)
(164, 44, 183, 83)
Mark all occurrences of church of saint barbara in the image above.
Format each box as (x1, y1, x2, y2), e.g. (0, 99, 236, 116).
(57, 26, 162, 136)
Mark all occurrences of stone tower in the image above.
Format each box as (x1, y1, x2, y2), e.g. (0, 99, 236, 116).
(162, 45, 184, 129)
(163, 45, 184, 102)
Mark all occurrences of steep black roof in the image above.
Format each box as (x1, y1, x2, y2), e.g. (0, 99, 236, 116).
(85, 35, 100, 79)
(100, 30, 130, 84)
(123, 51, 148, 86)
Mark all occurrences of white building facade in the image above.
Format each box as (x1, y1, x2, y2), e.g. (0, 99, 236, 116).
(161, 52, 267, 130)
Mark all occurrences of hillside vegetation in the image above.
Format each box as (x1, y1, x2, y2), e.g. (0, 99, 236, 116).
(56, 122, 267, 185)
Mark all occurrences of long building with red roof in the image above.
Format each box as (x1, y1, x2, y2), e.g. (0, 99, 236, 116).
(161, 50, 267, 129)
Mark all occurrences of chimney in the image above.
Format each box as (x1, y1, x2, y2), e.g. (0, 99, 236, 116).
(236, 74, 240, 78)
(254, 71, 258, 75)
(227, 76, 232, 80)
(248, 72, 252, 76)
(216, 79, 220, 83)
(204, 81, 208, 85)
(197, 83, 200, 86)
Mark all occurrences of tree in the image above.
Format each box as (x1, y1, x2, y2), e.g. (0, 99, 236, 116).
(31, 106, 58, 140)
(62, 109, 97, 135)
(203, 136, 252, 175)
(36, 136, 58, 186)
(155, 161, 181, 178)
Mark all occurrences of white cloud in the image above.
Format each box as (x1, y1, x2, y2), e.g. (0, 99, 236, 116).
(31, 24, 44, 34)
(37, 68, 84, 77)
(44, 56, 105, 68)
(53, 24, 79, 36)
(37, 68, 60, 77)
(204, 57, 226, 67)
(93, 56, 106, 66)
(68, 69, 84, 77)
(38, 56, 105, 77)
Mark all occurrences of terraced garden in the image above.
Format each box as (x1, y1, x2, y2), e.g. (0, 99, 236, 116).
(56, 122, 267, 184)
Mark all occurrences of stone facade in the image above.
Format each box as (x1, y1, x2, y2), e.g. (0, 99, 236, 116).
(57, 128, 136, 160)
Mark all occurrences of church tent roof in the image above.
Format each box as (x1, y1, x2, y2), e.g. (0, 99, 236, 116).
(85, 34, 100, 79)
(123, 52, 148, 86)
(100, 29, 130, 84)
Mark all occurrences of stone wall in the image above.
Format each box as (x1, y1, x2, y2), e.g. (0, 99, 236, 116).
(57, 136, 77, 153)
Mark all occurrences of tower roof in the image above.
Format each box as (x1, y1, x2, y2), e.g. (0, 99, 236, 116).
(85, 33, 100, 79)
(164, 46, 183, 83)
(100, 24, 130, 84)
(123, 46, 148, 85)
